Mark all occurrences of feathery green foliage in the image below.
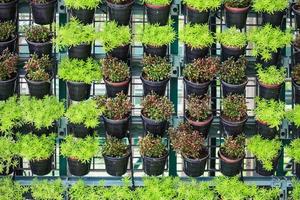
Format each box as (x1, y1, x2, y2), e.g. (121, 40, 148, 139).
(182, 0, 221, 11)
(143, 0, 171, 6)
(0, 49, 18, 80)
(252, 187, 281, 200)
(0, 178, 28, 200)
(217, 27, 247, 48)
(142, 55, 171, 81)
(65, 0, 101, 9)
(292, 179, 300, 200)
(31, 179, 64, 200)
(102, 137, 129, 157)
(286, 105, 300, 128)
(256, 65, 286, 85)
(252, 0, 288, 13)
(286, 138, 300, 163)
(0, 137, 18, 174)
(139, 134, 166, 158)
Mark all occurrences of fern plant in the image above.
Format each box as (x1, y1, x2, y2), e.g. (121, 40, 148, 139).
(286, 138, 300, 164)
(0, 137, 18, 174)
(256, 65, 286, 85)
(31, 179, 64, 200)
(217, 27, 247, 48)
(286, 105, 300, 128)
(182, 0, 221, 11)
(252, 0, 288, 13)
(0, 178, 28, 200)
(64, 0, 101, 9)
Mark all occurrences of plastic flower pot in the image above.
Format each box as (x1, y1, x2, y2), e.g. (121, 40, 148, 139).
(26, 39, 53, 58)
(144, 45, 167, 58)
(103, 150, 130, 176)
(258, 81, 283, 100)
(30, 0, 57, 25)
(25, 73, 53, 99)
(140, 75, 169, 97)
(143, 153, 168, 176)
(185, 45, 209, 64)
(257, 120, 279, 139)
(257, 49, 281, 68)
(106, 0, 134, 26)
(103, 116, 130, 139)
(0, 0, 18, 22)
(0, 35, 17, 53)
(141, 113, 168, 137)
(68, 44, 92, 60)
(70, 8, 95, 24)
(262, 11, 285, 27)
(145, 3, 170, 26)
(294, 51, 300, 65)
(104, 78, 130, 98)
(107, 45, 130, 62)
(220, 115, 248, 137)
(293, 4, 300, 29)
(182, 151, 208, 177)
(295, 162, 300, 179)
(255, 152, 280, 176)
(292, 79, 300, 104)
(221, 79, 248, 97)
(183, 77, 210, 97)
(186, 6, 210, 24)
(291, 123, 300, 139)
(66, 81, 91, 101)
(185, 113, 213, 139)
(221, 45, 246, 62)
(68, 122, 94, 138)
(225, 4, 250, 29)
(30, 156, 52, 176)
(68, 158, 91, 176)
(0, 73, 17, 101)
(218, 150, 244, 177)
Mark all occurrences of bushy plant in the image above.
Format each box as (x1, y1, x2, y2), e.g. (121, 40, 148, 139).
(24, 54, 52, 81)
(60, 135, 99, 163)
(139, 134, 166, 158)
(224, 0, 251, 7)
(0, 178, 28, 200)
(222, 94, 247, 121)
(143, 0, 171, 6)
(69, 179, 102, 200)
(98, 21, 131, 52)
(0, 96, 21, 134)
(58, 57, 102, 84)
(286, 138, 300, 164)
(142, 55, 171, 81)
(179, 24, 214, 49)
(220, 134, 246, 159)
(292, 179, 300, 200)
(252, 187, 281, 200)
(102, 137, 129, 157)
(286, 105, 300, 128)
(24, 25, 51, 43)
(292, 64, 300, 85)
(0, 137, 18, 174)
(101, 57, 129, 82)
(220, 56, 247, 84)
(247, 135, 281, 171)
(0, 21, 15, 41)
(141, 94, 174, 121)
(182, 0, 221, 11)
(137, 23, 176, 47)
(176, 180, 216, 200)
(186, 95, 211, 122)
(31, 179, 64, 200)
(0, 49, 18, 80)
(64, 0, 101, 9)
(252, 0, 288, 13)
(256, 65, 286, 85)
(248, 24, 292, 61)
(217, 27, 247, 48)
(254, 98, 285, 129)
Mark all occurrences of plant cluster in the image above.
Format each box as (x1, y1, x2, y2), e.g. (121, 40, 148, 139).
(186, 95, 212, 122)
(292, 64, 300, 85)
(142, 55, 171, 81)
(182, 0, 221, 11)
(24, 25, 51, 43)
(102, 137, 129, 157)
(217, 27, 247, 48)
(252, 0, 288, 13)
(0, 178, 28, 200)
(24, 54, 52, 81)
(0, 137, 18, 174)
(222, 94, 247, 121)
(253, 187, 281, 200)
(286, 105, 300, 128)
(220, 135, 246, 159)
(292, 179, 300, 200)
(65, 0, 101, 9)
(0, 21, 15, 41)
(179, 24, 214, 49)
(139, 134, 166, 158)
(220, 56, 247, 84)
(176, 180, 215, 200)
(256, 65, 286, 85)
(224, 0, 251, 8)
(0, 49, 18, 80)
(31, 179, 64, 200)
(101, 57, 130, 82)
(286, 138, 300, 164)
(143, 0, 171, 6)
(0, 96, 21, 134)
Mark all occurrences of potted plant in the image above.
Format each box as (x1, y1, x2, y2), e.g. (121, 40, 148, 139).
(183, 57, 219, 96)
(252, 0, 288, 27)
(220, 94, 248, 136)
(0, 49, 18, 100)
(0, 178, 28, 200)
(223, 0, 251, 29)
(17, 133, 56, 176)
(144, 0, 172, 25)
(216, 27, 247, 61)
(179, 24, 214, 63)
(176, 180, 216, 200)
(247, 135, 282, 176)
(98, 21, 131, 61)
(218, 135, 246, 176)
(286, 105, 300, 138)
(65, 0, 101, 24)
(169, 122, 208, 177)
(24, 54, 53, 99)
(65, 99, 104, 138)
(141, 94, 174, 137)
(0, 21, 16, 53)
(106, 0, 134, 26)
(24, 25, 52, 57)
(287, 139, 300, 178)
(54, 18, 96, 59)
(101, 57, 130, 97)
(185, 95, 213, 138)
(254, 98, 285, 139)
(0, 136, 18, 175)
(182, 0, 221, 24)
(30, 0, 57, 25)
(253, 187, 281, 200)
(102, 137, 130, 176)
(139, 134, 168, 176)
(256, 64, 286, 100)
(292, 64, 300, 104)
(141, 55, 171, 96)
(248, 24, 292, 67)
(31, 179, 64, 200)
(61, 135, 99, 176)
(0, 0, 18, 22)
(137, 23, 176, 57)
(293, 1, 300, 29)
(58, 57, 102, 101)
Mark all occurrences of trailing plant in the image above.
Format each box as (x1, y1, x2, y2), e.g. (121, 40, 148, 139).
(292, 64, 300, 85)
(292, 179, 300, 200)
(98, 21, 131, 52)
(286, 138, 300, 164)
(182, 0, 221, 11)
(139, 134, 167, 158)
(0, 49, 18, 80)
(142, 55, 171, 81)
(216, 27, 247, 48)
(101, 57, 130, 82)
(248, 24, 292, 61)
(24, 25, 51, 43)
(247, 135, 281, 171)
(0, 136, 18, 174)
(252, 187, 281, 200)
(220, 56, 247, 84)
(0, 21, 15, 41)
(252, 0, 288, 13)
(141, 93, 174, 121)
(179, 24, 214, 49)
(31, 179, 64, 200)
(286, 105, 300, 128)
(143, 0, 171, 6)
(220, 134, 246, 159)
(254, 97, 285, 129)
(222, 94, 247, 121)
(256, 64, 286, 85)
(223, 0, 251, 8)
(186, 95, 212, 122)
(24, 54, 52, 81)
(60, 135, 100, 163)
(64, 0, 101, 9)
(102, 137, 129, 157)
(58, 57, 102, 84)
(0, 177, 28, 200)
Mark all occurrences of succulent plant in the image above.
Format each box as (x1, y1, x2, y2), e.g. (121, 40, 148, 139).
(186, 95, 211, 122)
(101, 57, 130, 83)
(24, 54, 52, 81)
(0, 49, 18, 81)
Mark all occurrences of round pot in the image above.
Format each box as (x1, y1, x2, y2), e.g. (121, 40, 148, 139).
(68, 122, 94, 138)
(291, 123, 300, 139)
(70, 8, 95, 24)
(26, 39, 53, 58)
(186, 6, 210, 25)
(221, 45, 246, 62)
(68, 158, 91, 176)
(225, 4, 250, 29)
(257, 120, 279, 139)
(0, 35, 17, 53)
(68, 44, 91, 60)
(183, 151, 208, 177)
(67, 81, 91, 101)
(293, 4, 300, 29)
(220, 115, 248, 137)
(257, 49, 281, 68)
(141, 113, 168, 137)
(258, 81, 283, 100)
(106, 0, 134, 26)
(141, 75, 169, 96)
(292, 79, 300, 104)
(30, 156, 52, 176)
(25, 73, 53, 99)
(107, 44, 130, 62)
(218, 150, 244, 177)
(221, 79, 248, 97)
(255, 152, 280, 176)
(103, 116, 130, 139)
(103, 150, 130, 176)
(295, 162, 300, 179)
(185, 45, 208, 64)
(183, 77, 210, 97)
(145, 3, 170, 26)
(30, 0, 57, 25)
(144, 45, 167, 58)
(262, 11, 285, 27)
(104, 78, 130, 98)
(143, 152, 168, 176)
(294, 51, 300, 65)
(0, 73, 17, 101)
(0, 0, 18, 22)
(185, 113, 213, 139)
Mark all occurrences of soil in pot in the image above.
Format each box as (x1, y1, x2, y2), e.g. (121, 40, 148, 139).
(258, 81, 283, 100)
(67, 81, 91, 101)
(143, 152, 168, 176)
(141, 74, 169, 96)
(106, 0, 134, 26)
(220, 114, 248, 137)
(257, 120, 279, 139)
(0, 73, 17, 101)
(225, 4, 250, 29)
(221, 45, 246, 62)
(262, 11, 285, 27)
(70, 8, 95, 24)
(145, 3, 170, 26)
(293, 4, 300, 29)
(25, 73, 53, 99)
(255, 152, 280, 176)
(186, 6, 209, 25)
(144, 45, 167, 58)
(107, 45, 129, 62)
(103, 116, 130, 139)
(183, 77, 210, 97)
(104, 78, 130, 98)
(30, 156, 52, 176)
(293, 79, 300, 104)
(183, 150, 208, 177)
(218, 150, 244, 177)
(141, 113, 168, 137)
(68, 158, 91, 176)
(185, 113, 213, 139)
(185, 45, 208, 64)
(26, 39, 53, 58)
(30, 0, 57, 25)
(257, 49, 281, 68)
(0, 0, 18, 22)
(104, 150, 130, 176)
(68, 44, 92, 60)
(68, 122, 94, 138)
(221, 79, 248, 97)
(0, 35, 17, 54)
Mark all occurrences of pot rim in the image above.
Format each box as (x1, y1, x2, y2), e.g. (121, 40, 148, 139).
(143, 151, 169, 161)
(140, 73, 170, 84)
(220, 113, 248, 124)
(183, 77, 211, 87)
(221, 44, 247, 50)
(145, 3, 171, 9)
(221, 78, 248, 87)
(258, 79, 283, 89)
(102, 114, 131, 122)
(67, 80, 91, 86)
(141, 112, 167, 124)
(104, 77, 131, 86)
(182, 150, 209, 163)
(0, 72, 18, 83)
(25, 72, 53, 83)
(103, 148, 131, 160)
(224, 3, 250, 12)
(185, 113, 213, 126)
(106, 0, 134, 7)
(30, 0, 57, 6)
(292, 4, 300, 14)
(26, 38, 52, 45)
(218, 149, 244, 164)
(0, 34, 17, 44)
(186, 5, 210, 12)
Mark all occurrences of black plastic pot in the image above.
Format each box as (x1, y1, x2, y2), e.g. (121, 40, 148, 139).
(185, 114, 213, 139)
(68, 122, 94, 138)
(257, 49, 281, 68)
(257, 120, 279, 139)
(103, 116, 130, 139)
(106, 0, 134, 26)
(185, 45, 208, 63)
(0, 35, 17, 53)
(25, 73, 53, 99)
(144, 45, 167, 58)
(221, 45, 246, 62)
(262, 11, 285, 27)
(183, 152, 208, 177)
(292, 79, 300, 104)
(255, 153, 280, 176)
(104, 151, 130, 176)
(67, 81, 91, 101)
(221, 79, 248, 97)
(0, 74, 17, 101)
(258, 81, 283, 100)
(26, 39, 52, 58)
(70, 8, 95, 24)
(107, 45, 129, 62)
(291, 123, 300, 139)
(220, 115, 248, 137)
(104, 78, 130, 97)
(141, 75, 169, 96)
(294, 51, 300, 65)
(295, 162, 300, 179)
(68, 44, 91, 60)
(143, 153, 168, 176)
(0, 0, 18, 22)
(183, 77, 210, 97)
(293, 4, 300, 29)
(31, 0, 56, 25)
(186, 6, 209, 24)
(225, 4, 249, 29)
(33, 124, 57, 136)
(68, 158, 91, 176)
(141, 113, 168, 137)
(146, 3, 170, 26)
(30, 156, 52, 176)
(219, 150, 244, 177)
